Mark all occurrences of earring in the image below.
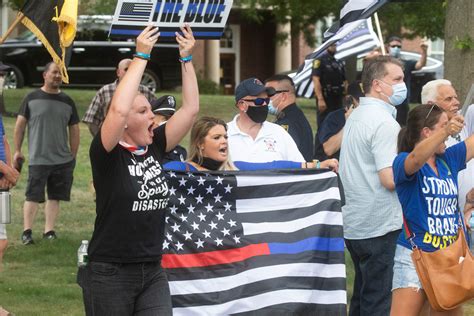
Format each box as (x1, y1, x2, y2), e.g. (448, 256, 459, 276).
(124, 124, 128, 129)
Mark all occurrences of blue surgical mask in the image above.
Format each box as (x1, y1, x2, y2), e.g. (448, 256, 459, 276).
(390, 46, 401, 58)
(380, 81, 407, 106)
(268, 100, 279, 116)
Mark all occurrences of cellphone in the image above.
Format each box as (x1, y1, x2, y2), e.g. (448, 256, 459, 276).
(15, 157, 24, 172)
(343, 95, 355, 110)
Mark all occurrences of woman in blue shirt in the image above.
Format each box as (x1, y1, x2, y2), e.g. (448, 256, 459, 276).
(391, 104, 474, 315)
(164, 116, 339, 172)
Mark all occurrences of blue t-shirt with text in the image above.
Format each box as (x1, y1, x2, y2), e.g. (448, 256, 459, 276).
(393, 142, 466, 252)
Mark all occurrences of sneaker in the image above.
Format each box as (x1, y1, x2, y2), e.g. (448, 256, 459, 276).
(43, 230, 57, 240)
(21, 229, 35, 245)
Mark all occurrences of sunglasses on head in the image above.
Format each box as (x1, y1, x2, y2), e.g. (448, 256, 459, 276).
(424, 103, 439, 125)
(242, 97, 270, 106)
(390, 45, 401, 49)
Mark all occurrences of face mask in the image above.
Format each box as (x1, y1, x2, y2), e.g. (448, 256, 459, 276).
(192, 156, 223, 171)
(390, 46, 401, 58)
(380, 81, 407, 106)
(246, 105, 268, 123)
(268, 100, 279, 116)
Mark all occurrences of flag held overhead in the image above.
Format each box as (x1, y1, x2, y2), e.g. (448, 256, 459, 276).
(19, 0, 78, 83)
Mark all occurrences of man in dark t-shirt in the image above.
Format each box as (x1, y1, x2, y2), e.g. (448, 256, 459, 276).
(14, 62, 80, 245)
(387, 36, 428, 126)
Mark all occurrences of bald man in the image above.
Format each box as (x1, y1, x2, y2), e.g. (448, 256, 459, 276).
(82, 59, 157, 136)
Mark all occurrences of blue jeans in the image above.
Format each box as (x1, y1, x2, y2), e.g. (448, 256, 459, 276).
(345, 229, 401, 316)
(77, 261, 172, 316)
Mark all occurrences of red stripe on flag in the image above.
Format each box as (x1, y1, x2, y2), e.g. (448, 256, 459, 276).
(162, 243, 271, 268)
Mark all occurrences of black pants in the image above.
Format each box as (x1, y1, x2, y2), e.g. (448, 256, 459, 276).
(345, 229, 401, 316)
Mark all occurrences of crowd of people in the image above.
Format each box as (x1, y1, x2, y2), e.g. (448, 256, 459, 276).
(0, 24, 473, 315)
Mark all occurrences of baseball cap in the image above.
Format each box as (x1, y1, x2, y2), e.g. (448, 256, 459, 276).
(151, 95, 177, 117)
(235, 78, 267, 102)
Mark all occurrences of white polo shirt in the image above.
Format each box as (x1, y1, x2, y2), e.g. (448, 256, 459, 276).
(227, 115, 305, 163)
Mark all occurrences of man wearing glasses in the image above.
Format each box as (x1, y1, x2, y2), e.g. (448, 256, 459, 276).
(227, 78, 305, 163)
(387, 36, 428, 126)
(264, 75, 313, 162)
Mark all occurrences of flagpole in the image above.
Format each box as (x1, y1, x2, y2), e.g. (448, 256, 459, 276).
(373, 12, 386, 55)
(0, 13, 24, 44)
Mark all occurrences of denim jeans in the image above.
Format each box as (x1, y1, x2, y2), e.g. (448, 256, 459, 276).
(77, 261, 172, 316)
(345, 229, 401, 316)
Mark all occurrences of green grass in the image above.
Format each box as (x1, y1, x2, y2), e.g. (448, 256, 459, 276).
(0, 89, 471, 314)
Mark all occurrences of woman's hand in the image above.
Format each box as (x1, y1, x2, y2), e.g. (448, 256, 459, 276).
(176, 24, 195, 58)
(320, 158, 339, 173)
(445, 114, 464, 137)
(464, 188, 474, 229)
(136, 25, 160, 55)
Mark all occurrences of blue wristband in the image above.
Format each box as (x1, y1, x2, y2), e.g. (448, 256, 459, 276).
(179, 55, 193, 63)
(134, 52, 151, 60)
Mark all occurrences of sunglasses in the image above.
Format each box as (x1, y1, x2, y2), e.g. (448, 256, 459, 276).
(424, 103, 439, 126)
(242, 98, 270, 106)
(266, 87, 289, 97)
(390, 45, 402, 49)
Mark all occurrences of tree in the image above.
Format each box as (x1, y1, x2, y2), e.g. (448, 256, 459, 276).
(444, 0, 473, 104)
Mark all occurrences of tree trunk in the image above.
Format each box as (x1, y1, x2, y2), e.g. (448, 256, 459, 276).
(444, 0, 474, 106)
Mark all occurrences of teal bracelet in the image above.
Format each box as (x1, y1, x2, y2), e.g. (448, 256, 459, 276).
(316, 161, 321, 169)
(179, 55, 193, 63)
(134, 52, 151, 60)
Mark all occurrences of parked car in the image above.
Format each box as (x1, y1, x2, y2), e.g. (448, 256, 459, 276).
(0, 15, 181, 91)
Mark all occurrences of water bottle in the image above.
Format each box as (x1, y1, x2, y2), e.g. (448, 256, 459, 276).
(77, 240, 89, 267)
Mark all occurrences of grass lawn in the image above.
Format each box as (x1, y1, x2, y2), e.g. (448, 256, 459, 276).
(0, 88, 471, 314)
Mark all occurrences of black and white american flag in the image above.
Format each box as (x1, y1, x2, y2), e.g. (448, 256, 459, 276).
(162, 168, 347, 315)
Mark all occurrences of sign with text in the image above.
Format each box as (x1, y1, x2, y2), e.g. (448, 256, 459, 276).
(110, 0, 233, 39)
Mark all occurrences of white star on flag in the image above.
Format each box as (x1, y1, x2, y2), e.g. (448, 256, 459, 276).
(191, 222, 200, 230)
(197, 213, 206, 221)
(216, 212, 225, 221)
(223, 202, 232, 212)
(162, 240, 170, 249)
(216, 176, 224, 185)
(178, 195, 186, 205)
(232, 235, 241, 243)
(175, 241, 184, 251)
(169, 187, 176, 196)
(171, 223, 181, 232)
(195, 238, 205, 248)
(183, 231, 193, 240)
(195, 195, 204, 204)
(228, 219, 237, 227)
(209, 221, 218, 230)
(187, 186, 196, 195)
(205, 203, 214, 213)
(187, 204, 195, 213)
(221, 227, 230, 236)
(169, 205, 178, 214)
(203, 230, 211, 238)
(214, 194, 222, 203)
(197, 177, 206, 186)
(206, 185, 215, 194)
(179, 214, 188, 222)
(224, 184, 232, 193)
(214, 237, 223, 246)
(178, 177, 187, 187)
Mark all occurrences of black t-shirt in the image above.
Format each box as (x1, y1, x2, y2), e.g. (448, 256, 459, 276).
(88, 124, 169, 263)
(402, 59, 417, 105)
(274, 103, 314, 162)
(318, 108, 346, 159)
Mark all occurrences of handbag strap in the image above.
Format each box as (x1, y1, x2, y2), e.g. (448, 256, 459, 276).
(402, 157, 464, 250)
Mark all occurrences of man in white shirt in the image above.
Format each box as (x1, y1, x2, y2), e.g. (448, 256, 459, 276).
(227, 78, 304, 163)
(339, 56, 405, 315)
(421, 79, 473, 211)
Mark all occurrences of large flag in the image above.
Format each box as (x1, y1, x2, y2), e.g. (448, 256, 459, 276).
(291, 0, 388, 98)
(162, 169, 346, 315)
(18, 0, 77, 83)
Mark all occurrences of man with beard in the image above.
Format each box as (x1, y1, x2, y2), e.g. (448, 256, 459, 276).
(312, 43, 347, 128)
(14, 62, 80, 245)
(227, 78, 305, 163)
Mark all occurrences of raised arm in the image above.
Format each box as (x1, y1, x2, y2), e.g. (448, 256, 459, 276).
(165, 24, 199, 152)
(404, 115, 463, 176)
(101, 26, 159, 152)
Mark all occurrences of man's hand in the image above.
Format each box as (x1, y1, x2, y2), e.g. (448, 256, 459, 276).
(420, 41, 428, 52)
(2, 164, 19, 186)
(318, 99, 327, 113)
(13, 151, 24, 171)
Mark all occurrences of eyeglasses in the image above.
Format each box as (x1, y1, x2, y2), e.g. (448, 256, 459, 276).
(242, 98, 270, 106)
(390, 45, 401, 49)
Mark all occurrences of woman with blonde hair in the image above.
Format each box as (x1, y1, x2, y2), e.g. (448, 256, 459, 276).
(165, 116, 338, 171)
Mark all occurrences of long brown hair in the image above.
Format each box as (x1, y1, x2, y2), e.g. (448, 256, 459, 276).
(188, 116, 236, 170)
(397, 104, 444, 153)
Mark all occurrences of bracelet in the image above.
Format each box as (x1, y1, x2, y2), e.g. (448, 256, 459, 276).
(134, 52, 151, 60)
(313, 159, 321, 169)
(179, 55, 193, 63)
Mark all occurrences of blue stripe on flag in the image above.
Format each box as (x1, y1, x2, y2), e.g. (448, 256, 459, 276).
(268, 237, 345, 254)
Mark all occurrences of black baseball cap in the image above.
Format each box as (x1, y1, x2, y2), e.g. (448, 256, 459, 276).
(151, 95, 177, 117)
(235, 78, 267, 102)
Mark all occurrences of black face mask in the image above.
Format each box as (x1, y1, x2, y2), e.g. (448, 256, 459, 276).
(246, 105, 268, 123)
(192, 156, 223, 171)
